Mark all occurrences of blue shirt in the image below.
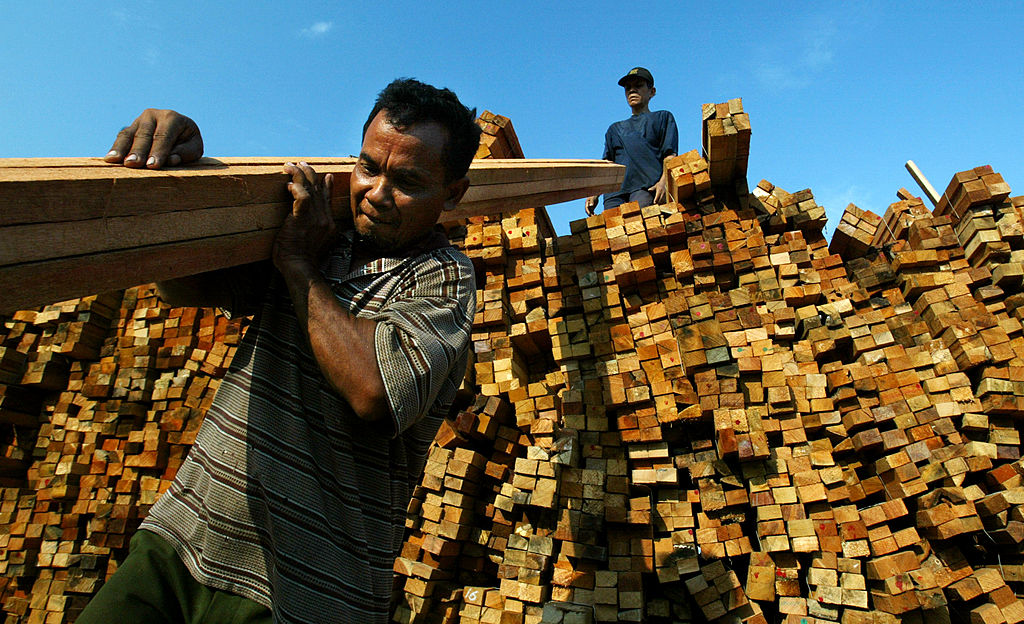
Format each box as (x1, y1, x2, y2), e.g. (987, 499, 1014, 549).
(603, 109, 678, 198)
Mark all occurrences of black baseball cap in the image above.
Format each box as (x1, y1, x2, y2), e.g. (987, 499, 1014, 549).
(618, 67, 654, 87)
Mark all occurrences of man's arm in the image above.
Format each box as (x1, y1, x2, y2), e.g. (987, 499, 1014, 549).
(274, 163, 390, 422)
(104, 108, 203, 169)
(277, 163, 475, 432)
(649, 152, 676, 205)
(586, 128, 617, 216)
(280, 262, 389, 420)
(648, 112, 679, 204)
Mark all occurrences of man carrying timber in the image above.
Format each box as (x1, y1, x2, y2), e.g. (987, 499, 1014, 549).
(78, 78, 480, 623)
(585, 66, 678, 216)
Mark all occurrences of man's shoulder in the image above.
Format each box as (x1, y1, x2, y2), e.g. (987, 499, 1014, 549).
(607, 116, 635, 138)
(426, 244, 474, 273)
(400, 240, 477, 291)
(391, 230, 467, 268)
(611, 110, 675, 127)
(410, 231, 472, 266)
(432, 246, 476, 290)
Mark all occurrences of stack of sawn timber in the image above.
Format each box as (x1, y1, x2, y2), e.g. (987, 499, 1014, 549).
(396, 104, 1024, 624)
(3, 103, 1024, 624)
(0, 288, 248, 623)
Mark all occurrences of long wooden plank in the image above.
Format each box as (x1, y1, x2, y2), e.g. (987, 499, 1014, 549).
(1, 171, 617, 267)
(0, 158, 620, 245)
(1, 181, 615, 312)
(0, 158, 619, 225)
(0, 230, 275, 315)
(463, 172, 622, 204)
(0, 157, 622, 312)
(1, 202, 286, 265)
(0, 161, 323, 226)
(447, 182, 621, 222)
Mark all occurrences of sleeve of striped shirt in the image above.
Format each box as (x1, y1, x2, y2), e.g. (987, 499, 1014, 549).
(372, 249, 476, 436)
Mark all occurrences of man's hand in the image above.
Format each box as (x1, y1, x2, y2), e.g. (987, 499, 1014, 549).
(275, 162, 338, 274)
(584, 195, 599, 216)
(648, 153, 675, 205)
(104, 109, 203, 169)
(649, 176, 668, 205)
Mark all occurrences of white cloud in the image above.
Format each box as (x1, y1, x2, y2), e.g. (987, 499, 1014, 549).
(803, 33, 834, 71)
(754, 63, 809, 91)
(753, 20, 837, 92)
(300, 21, 333, 38)
(818, 184, 865, 212)
(816, 183, 879, 234)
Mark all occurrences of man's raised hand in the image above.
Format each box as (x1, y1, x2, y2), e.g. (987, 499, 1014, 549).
(104, 109, 203, 169)
(275, 162, 337, 272)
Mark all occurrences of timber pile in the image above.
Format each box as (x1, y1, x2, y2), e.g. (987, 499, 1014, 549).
(0, 287, 248, 622)
(2, 103, 1024, 624)
(701, 98, 750, 189)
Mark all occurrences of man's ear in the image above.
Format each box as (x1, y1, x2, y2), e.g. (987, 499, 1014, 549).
(650, 86, 656, 97)
(443, 176, 471, 211)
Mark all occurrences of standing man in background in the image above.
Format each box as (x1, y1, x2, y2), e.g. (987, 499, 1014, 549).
(585, 67, 678, 215)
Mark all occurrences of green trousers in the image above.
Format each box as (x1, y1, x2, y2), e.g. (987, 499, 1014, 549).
(76, 529, 272, 624)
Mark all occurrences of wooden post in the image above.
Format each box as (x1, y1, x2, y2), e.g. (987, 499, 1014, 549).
(905, 160, 941, 207)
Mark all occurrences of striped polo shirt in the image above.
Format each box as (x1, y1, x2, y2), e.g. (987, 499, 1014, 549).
(140, 229, 476, 623)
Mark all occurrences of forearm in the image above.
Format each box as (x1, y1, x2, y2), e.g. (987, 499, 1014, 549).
(660, 152, 677, 182)
(651, 153, 675, 203)
(280, 261, 389, 423)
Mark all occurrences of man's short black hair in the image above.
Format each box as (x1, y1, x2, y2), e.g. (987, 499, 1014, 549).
(363, 78, 481, 183)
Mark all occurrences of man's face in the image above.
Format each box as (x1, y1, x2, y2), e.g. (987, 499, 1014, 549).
(349, 110, 469, 251)
(622, 77, 654, 109)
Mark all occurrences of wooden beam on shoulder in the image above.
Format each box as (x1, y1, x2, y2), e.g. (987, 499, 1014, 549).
(0, 157, 622, 312)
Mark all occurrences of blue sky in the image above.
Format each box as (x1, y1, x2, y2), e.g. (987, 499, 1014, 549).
(2, 1, 1022, 236)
